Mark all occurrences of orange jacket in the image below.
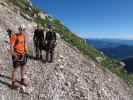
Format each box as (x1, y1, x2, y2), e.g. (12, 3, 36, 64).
(10, 33, 27, 55)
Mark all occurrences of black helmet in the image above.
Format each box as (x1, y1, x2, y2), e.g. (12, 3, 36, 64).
(7, 29, 12, 33)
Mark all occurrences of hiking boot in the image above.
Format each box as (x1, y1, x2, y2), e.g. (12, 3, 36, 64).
(11, 81, 20, 89)
(20, 78, 28, 87)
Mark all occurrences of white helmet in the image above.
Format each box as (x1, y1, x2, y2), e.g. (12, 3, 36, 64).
(19, 24, 26, 31)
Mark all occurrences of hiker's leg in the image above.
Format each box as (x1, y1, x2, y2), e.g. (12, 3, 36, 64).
(12, 67, 16, 84)
(34, 42, 37, 57)
(40, 49, 42, 59)
(20, 55, 27, 80)
(11, 56, 20, 89)
(11, 56, 17, 86)
(50, 49, 54, 62)
(38, 47, 40, 59)
(38, 43, 41, 59)
(21, 65, 26, 80)
(46, 50, 49, 62)
(40, 43, 43, 59)
(20, 65, 28, 86)
(11, 66, 20, 88)
(36, 46, 40, 59)
(35, 45, 38, 58)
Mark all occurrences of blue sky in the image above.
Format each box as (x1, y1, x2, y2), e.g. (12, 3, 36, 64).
(32, 0, 133, 39)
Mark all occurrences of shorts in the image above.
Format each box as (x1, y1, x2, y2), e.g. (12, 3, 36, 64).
(12, 54, 27, 68)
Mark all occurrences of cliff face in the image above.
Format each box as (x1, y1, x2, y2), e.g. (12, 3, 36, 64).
(0, 0, 132, 100)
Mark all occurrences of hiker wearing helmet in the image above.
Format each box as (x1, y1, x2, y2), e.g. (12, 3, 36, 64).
(45, 24, 57, 63)
(10, 25, 28, 88)
(33, 24, 44, 60)
(4, 29, 14, 44)
(7, 29, 12, 38)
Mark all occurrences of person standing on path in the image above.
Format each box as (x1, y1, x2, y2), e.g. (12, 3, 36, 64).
(10, 25, 28, 89)
(45, 24, 57, 63)
(33, 24, 45, 60)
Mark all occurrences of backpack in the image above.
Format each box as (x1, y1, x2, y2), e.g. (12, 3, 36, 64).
(44, 31, 57, 51)
(45, 31, 56, 41)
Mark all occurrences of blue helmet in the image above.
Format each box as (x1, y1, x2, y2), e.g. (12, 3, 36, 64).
(48, 23, 52, 29)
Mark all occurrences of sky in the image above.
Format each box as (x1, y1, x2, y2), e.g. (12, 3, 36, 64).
(32, 0, 133, 39)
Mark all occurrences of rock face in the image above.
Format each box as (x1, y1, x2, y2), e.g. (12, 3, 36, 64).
(0, 0, 132, 100)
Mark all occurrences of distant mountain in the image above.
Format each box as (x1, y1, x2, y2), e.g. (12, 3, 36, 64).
(87, 39, 133, 73)
(122, 57, 133, 73)
(86, 39, 133, 60)
(100, 45, 133, 60)
(86, 39, 133, 49)
(86, 39, 121, 49)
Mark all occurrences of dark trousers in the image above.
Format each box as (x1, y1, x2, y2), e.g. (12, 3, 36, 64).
(46, 48, 54, 62)
(45, 41, 55, 62)
(34, 41, 43, 59)
(35, 46, 42, 59)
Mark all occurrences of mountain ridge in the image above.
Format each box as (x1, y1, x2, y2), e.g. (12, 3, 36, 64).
(100, 45, 133, 60)
(86, 39, 133, 49)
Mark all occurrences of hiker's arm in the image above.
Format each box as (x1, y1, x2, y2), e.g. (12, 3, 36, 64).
(10, 44, 16, 57)
(10, 45, 14, 54)
(53, 32, 57, 45)
(10, 35, 17, 57)
(33, 31, 36, 41)
(25, 36, 28, 55)
(54, 32, 57, 41)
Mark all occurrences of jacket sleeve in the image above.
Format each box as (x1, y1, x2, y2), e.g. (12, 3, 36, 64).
(10, 35, 16, 46)
(45, 32, 48, 41)
(33, 30, 37, 41)
(54, 32, 57, 41)
(41, 30, 45, 41)
(10, 35, 16, 55)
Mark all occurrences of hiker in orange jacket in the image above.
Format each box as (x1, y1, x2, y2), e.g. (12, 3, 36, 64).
(10, 25, 28, 89)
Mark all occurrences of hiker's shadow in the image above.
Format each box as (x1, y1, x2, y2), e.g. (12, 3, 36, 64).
(0, 74, 20, 88)
(0, 74, 30, 95)
(0, 74, 11, 87)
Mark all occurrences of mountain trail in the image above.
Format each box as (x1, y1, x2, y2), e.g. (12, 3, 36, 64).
(0, 0, 132, 100)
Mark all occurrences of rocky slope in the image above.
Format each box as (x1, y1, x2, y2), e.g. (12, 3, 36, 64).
(0, 0, 132, 100)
